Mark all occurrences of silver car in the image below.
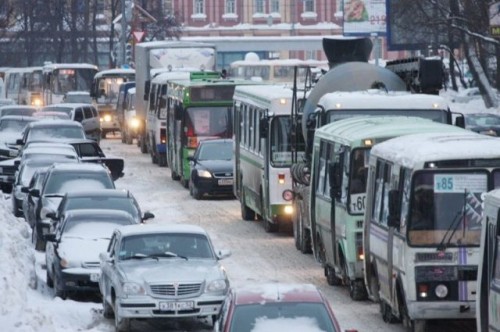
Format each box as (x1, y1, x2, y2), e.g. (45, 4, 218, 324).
(99, 224, 231, 332)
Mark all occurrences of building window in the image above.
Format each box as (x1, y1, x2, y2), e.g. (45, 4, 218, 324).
(271, 0, 279, 12)
(255, 0, 265, 14)
(194, 0, 204, 14)
(226, 0, 236, 14)
(303, 0, 314, 12)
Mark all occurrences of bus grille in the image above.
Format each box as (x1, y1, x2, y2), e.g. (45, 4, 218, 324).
(213, 172, 232, 178)
(415, 252, 453, 262)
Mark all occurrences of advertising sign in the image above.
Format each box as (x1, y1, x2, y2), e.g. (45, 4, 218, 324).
(490, 2, 500, 37)
(343, 0, 387, 36)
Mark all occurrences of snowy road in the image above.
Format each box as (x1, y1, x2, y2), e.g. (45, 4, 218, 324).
(65, 135, 473, 332)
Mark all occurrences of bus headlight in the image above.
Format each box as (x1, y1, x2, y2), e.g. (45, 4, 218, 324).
(284, 205, 294, 215)
(103, 114, 112, 122)
(129, 118, 140, 129)
(197, 169, 212, 178)
(31, 98, 43, 106)
(435, 284, 448, 298)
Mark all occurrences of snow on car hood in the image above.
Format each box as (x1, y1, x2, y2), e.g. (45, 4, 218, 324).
(118, 259, 225, 284)
(58, 237, 110, 267)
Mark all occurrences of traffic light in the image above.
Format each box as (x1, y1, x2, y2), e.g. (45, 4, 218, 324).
(125, 43, 133, 63)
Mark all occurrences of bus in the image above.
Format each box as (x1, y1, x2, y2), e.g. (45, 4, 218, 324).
(166, 73, 257, 187)
(233, 84, 304, 232)
(42, 63, 98, 105)
(363, 131, 500, 331)
(292, 90, 463, 258)
(90, 68, 135, 138)
(145, 70, 208, 167)
(229, 57, 327, 84)
(3, 67, 43, 106)
(477, 189, 500, 332)
(309, 116, 467, 301)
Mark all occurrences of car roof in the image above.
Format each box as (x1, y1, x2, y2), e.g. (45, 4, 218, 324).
(45, 103, 94, 108)
(232, 283, 325, 305)
(0, 105, 38, 110)
(117, 224, 208, 237)
(23, 147, 78, 156)
(0, 115, 37, 121)
(48, 162, 108, 173)
(65, 91, 90, 95)
(63, 189, 131, 198)
(64, 208, 136, 221)
(27, 119, 82, 128)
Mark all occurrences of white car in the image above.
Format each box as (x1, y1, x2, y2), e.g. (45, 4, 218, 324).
(99, 223, 231, 332)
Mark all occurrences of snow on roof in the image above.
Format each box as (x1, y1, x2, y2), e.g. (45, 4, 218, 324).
(94, 68, 135, 77)
(136, 40, 216, 49)
(117, 223, 208, 237)
(371, 131, 500, 168)
(42, 63, 98, 70)
(151, 71, 192, 84)
(318, 90, 450, 110)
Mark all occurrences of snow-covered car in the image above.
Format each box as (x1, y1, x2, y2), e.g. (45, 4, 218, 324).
(0, 115, 38, 160)
(62, 91, 92, 104)
(17, 119, 86, 147)
(45, 209, 137, 299)
(464, 112, 500, 136)
(449, 87, 482, 103)
(99, 223, 231, 332)
(30, 162, 115, 250)
(214, 283, 342, 332)
(0, 105, 38, 117)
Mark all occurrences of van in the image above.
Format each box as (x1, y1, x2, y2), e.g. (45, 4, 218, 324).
(40, 103, 101, 143)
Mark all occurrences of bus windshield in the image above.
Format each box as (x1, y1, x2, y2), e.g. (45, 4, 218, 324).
(270, 116, 305, 167)
(97, 76, 133, 104)
(53, 68, 96, 94)
(185, 107, 231, 137)
(328, 109, 449, 124)
(408, 171, 487, 247)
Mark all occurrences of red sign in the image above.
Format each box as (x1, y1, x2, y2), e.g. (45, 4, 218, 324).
(133, 31, 145, 42)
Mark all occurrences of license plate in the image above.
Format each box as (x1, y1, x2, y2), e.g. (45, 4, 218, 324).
(159, 301, 194, 311)
(218, 179, 233, 186)
(90, 273, 100, 282)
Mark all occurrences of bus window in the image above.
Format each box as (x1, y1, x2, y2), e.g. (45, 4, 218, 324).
(270, 116, 293, 167)
(350, 149, 369, 195)
(185, 107, 231, 137)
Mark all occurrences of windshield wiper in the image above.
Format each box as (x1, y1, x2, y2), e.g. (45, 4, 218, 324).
(437, 189, 467, 252)
(152, 251, 188, 261)
(121, 253, 156, 261)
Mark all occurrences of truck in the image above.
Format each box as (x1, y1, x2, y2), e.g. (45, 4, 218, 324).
(134, 41, 217, 154)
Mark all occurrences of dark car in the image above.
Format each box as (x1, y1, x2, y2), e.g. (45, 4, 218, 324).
(188, 139, 234, 200)
(23, 167, 49, 229)
(46, 189, 154, 226)
(214, 283, 342, 332)
(464, 112, 500, 136)
(45, 209, 137, 299)
(29, 163, 115, 251)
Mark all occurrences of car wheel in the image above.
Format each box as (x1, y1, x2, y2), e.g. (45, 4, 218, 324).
(158, 154, 167, 167)
(240, 188, 255, 221)
(126, 132, 133, 145)
(114, 299, 130, 332)
(326, 265, 342, 286)
(53, 272, 67, 299)
(33, 227, 45, 251)
(46, 269, 54, 288)
(192, 182, 202, 200)
(102, 294, 114, 319)
(263, 218, 278, 233)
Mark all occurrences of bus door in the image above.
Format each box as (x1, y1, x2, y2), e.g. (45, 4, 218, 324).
(486, 211, 500, 330)
(233, 102, 242, 198)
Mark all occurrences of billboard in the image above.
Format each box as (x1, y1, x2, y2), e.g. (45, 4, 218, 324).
(387, 0, 449, 51)
(342, 0, 387, 36)
(490, 1, 500, 37)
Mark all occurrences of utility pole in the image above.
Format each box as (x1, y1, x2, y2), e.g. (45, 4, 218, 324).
(120, 0, 132, 67)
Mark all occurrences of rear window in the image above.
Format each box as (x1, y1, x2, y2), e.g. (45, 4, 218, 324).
(44, 171, 114, 194)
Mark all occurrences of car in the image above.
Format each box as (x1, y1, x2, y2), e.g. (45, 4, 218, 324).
(17, 119, 86, 147)
(23, 167, 49, 229)
(29, 162, 116, 251)
(0, 105, 38, 117)
(32, 111, 70, 120)
(62, 91, 92, 104)
(46, 189, 154, 225)
(214, 283, 342, 332)
(41, 103, 101, 142)
(449, 87, 482, 103)
(99, 223, 231, 331)
(463, 112, 500, 136)
(188, 139, 234, 200)
(45, 209, 138, 299)
(0, 115, 38, 160)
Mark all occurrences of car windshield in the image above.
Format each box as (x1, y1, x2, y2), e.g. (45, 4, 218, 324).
(64, 94, 91, 103)
(0, 118, 35, 132)
(197, 141, 232, 161)
(229, 302, 337, 332)
(44, 173, 114, 195)
(0, 108, 37, 117)
(119, 233, 213, 260)
(28, 126, 85, 140)
(466, 114, 500, 127)
(64, 196, 139, 220)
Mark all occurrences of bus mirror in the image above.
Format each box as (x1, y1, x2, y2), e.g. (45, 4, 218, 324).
(144, 81, 150, 100)
(388, 189, 401, 227)
(174, 105, 183, 120)
(328, 162, 341, 199)
(454, 114, 465, 128)
(259, 118, 268, 137)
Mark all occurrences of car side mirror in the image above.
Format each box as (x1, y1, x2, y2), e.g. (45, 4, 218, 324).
(46, 212, 57, 220)
(99, 252, 114, 264)
(216, 249, 231, 260)
(142, 211, 155, 222)
(187, 156, 195, 163)
(16, 139, 23, 145)
(29, 188, 40, 197)
(14, 159, 20, 166)
(387, 189, 401, 228)
(21, 186, 29, 193)
(454, 114, 465, 128)
(44, 233, 56, 242)
(259, 117, 268, 137)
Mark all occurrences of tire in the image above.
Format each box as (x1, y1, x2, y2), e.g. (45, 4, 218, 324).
(191, 181, 202, 200)
(294, 208, 312, 254)
(46, 269, 54, 288)
(380, 301, 398, 324)
(151, 151, 158, 164)
(325, 265, 342, 286)
(158, 154, 167, 167)
(349, 279, 368, 301)
(102, 294, 114, 319)
(114, 299, 130, 332)
(126, 132, 133, 145)
(263, 218, 278, 233)
(53, 272, 67, 299)
(171, 170, 180, 181)
(33, 227, 45, 251)
(240, 189, 255, 221)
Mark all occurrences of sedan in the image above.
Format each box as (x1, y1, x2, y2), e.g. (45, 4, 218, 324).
(45, 209, 137, 299)
(99, 224, 231, 332)
(214, 283, 342, 332)
(0, 105, 38, 117)
(464, 112, 500, 136)
(0, 115, 38, 160)
(188, 139, 234, 200)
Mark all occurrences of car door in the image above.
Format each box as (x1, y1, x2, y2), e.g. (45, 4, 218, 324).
(101, 232, 120, 303)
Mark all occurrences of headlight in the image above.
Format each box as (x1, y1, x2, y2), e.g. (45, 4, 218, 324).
(129, 117, 140, 129)
(122, 282, 146, 295)
(197, 169, 212, 178)
(435, 284, 448, 298)
(103, 114, 112, 122)
(206, 279, 228, 293)
(31, 98, 43, 106)
(60, 258, 70, 268)
(284, 205, 294, 215)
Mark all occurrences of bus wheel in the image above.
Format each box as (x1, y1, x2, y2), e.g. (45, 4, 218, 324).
(294, 209, 312, 254)
(171, 170, 180, 181)
(240, 189, 255, 221)
(380, 301, 398, 324)
(326, 265, 342, 286)
(349, 279, 368, 301)
(411, 320, 426, 332)
(158, 154, 167, 167)
(263, 219, 278, 233)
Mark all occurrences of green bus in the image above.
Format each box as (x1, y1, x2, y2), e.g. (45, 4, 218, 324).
(166, 73, 258, 187)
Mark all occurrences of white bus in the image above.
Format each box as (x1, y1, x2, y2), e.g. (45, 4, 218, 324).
(233, 84, 304, 232)
(42, 63, 98, 105)
(4, 67, 43, 106)
(363, 131, 500, 331)
(477, 189, 500, 332)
